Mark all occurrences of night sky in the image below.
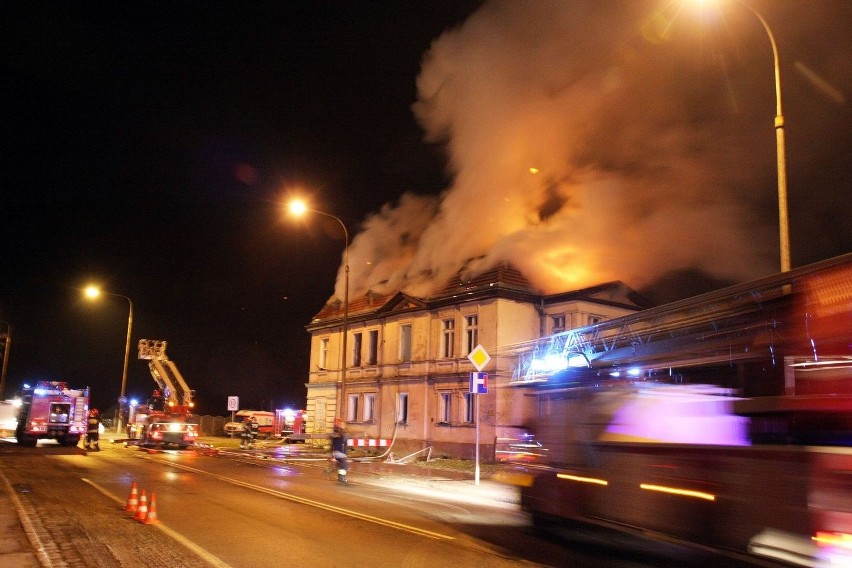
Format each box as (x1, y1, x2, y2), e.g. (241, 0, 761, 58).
(2, 1, 849, 415)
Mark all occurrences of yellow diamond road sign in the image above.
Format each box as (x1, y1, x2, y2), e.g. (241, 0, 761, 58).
(467, 344, 491, 371)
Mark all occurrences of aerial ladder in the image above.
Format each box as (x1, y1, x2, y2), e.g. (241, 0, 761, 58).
(137, 339, 195, 414)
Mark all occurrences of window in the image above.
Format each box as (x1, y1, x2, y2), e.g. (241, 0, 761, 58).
(396, 393, 409, 423)
(439, 392, 452, 423)
(441, 318, 455, 358)
(319, 337, 330, 369)
(367, 330, 378, 365)
(464, 315, 479, 355)
(399, 324, 412, 362)
(352, 332, 362, 367)
(347, 394, 359, 422)
(552, 315, 566, 334)
(588, 315, 602, 326)
(463, 392, 476, 423)
(363, 393, 375, 423)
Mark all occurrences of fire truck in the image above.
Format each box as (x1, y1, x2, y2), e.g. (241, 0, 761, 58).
(128, 339, 198, 449)
(278, 408, 307, 441)
(519, 255, 852, 566)
(15, 381, 89, 447)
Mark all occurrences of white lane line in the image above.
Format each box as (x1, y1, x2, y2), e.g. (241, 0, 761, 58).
(153, 460, 455, 541)
(81, 477, 233, 568)
(0, 466, 54, 568)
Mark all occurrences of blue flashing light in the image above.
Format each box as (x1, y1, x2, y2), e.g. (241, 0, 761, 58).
(531, 354, 569, 373)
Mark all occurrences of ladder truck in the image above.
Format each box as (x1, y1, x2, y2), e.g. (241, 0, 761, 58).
(128, 339, 198, 448)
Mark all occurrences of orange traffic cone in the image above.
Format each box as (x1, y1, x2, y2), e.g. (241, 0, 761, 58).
(142, 492, 160, 524)
(124, 482, 139, 512)
(134, 489, 148, 521)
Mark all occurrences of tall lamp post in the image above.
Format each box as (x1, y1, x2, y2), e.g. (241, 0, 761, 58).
(288, 199, 349, 421)
(697, 0, 790, 272)
(0, 321, 10, 400)
(743, 2, 790, 273)
(84, 286, 134, 433)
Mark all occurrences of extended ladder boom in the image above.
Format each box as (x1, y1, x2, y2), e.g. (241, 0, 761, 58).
(138, 339, 195, 410)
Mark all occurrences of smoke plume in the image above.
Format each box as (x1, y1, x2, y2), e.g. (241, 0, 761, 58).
(336, 0, 844, 301)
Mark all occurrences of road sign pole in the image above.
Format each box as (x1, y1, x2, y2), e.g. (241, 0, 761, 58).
(469, 372, 484, 486)
(475, 395, 480, 485)
(227, 396, 239, 437)
(467, 346, 491, 488)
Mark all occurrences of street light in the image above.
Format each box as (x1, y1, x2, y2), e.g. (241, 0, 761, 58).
(741, 1, 790, 273)
(287, 199, 349, 421)
(694, 0, 790, 272)
(0, 321, 10, 400)
(84, 285, 134, 432)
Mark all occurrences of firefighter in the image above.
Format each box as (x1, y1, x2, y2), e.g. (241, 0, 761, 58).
(330, 422, 348, 483)
(85, 409, 101, 450)
(241, 416, 258, 449)
(149, 389, 166, 412)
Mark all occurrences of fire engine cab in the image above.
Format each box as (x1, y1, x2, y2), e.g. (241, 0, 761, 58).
(15, 381, 89, 447)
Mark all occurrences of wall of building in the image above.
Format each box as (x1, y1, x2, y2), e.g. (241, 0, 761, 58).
(302, 283, 646, 460)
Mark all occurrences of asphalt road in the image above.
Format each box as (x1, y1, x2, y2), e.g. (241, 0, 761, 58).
(0, 439, 765, 567)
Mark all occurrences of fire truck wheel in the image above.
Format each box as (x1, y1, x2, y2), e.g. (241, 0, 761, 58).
(59, 436, 80, 447)
(16, 435, 37, 447)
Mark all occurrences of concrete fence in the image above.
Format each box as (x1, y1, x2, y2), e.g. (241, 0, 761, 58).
(190, 415, 229, 437)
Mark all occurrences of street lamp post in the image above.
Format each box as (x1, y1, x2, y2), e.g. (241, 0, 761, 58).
(288, 200, 349, 422)
(84, 286, 133, 433)
(698, 0, 790, 272)
(741, 2, 790, 273)
(0, 321, 10, 400)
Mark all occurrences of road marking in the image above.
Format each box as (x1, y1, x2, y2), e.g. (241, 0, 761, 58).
(81, 478, 234, 568)
(152, 460, 455, 541)
(0, 466, 54, 567)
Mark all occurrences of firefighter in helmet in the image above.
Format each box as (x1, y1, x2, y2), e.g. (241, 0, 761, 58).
(149, 389, 166, 412)
(85, 409, 101, 450)
(330, 421, 348, 483)
(240, 416, 259, 449)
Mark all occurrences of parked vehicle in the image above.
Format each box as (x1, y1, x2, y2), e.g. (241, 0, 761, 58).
(0, 399, 20, 437)
(15, 381, 89, 447)
(137, 414, 198, 449)
(224, 410, 274, 437)
(276, 408, 307, 441)
(127, 338, 198, 449)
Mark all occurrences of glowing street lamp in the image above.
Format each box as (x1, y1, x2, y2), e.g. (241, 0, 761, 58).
(693, 0, 790, 272)
(287, 199, 350, 420)
(84, 285, 133, 432)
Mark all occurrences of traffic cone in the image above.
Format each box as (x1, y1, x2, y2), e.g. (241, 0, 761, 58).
(134, 489, 148, 521)
(142, 492, 160, 524)
(124, 482, 139, 512)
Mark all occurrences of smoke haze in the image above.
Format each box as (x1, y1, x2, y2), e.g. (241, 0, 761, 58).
(334, 0, 849, 301)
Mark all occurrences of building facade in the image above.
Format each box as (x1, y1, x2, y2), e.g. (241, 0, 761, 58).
(301, 264, 652, 459)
